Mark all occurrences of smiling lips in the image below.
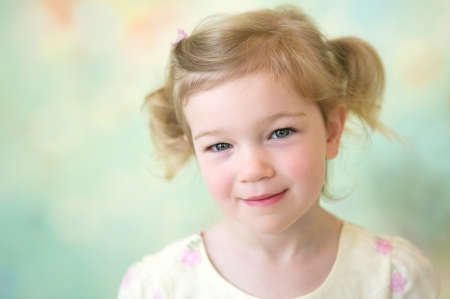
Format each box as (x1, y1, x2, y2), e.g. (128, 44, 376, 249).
(241, 190, 287, 207)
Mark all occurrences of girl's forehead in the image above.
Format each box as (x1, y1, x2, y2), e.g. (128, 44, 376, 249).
(183, 73, 315, 123)
(184, 72, 299, 106)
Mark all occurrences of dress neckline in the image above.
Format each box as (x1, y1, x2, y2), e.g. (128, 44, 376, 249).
(196, 221, 348, 299)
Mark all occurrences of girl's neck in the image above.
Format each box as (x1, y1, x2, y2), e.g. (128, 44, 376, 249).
(207, 204, 342, 262)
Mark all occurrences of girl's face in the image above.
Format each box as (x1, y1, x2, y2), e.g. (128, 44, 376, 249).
(183, 73, 345, 235)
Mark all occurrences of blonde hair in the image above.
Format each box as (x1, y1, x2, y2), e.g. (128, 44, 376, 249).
(145, 5, 387, 180)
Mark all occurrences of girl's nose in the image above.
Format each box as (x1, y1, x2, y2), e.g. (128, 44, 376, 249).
(236, 147, 275, 182)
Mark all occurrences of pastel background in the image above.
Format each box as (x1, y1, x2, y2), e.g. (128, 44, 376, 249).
(0, 0, 449, 298)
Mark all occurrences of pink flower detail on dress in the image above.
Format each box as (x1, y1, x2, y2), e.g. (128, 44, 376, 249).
(391, 271, 407, 294)
(120, 267, 134, 288)
(374, 238, 392, 255)
(181, 249, 200, 268)
(153, 290, 162, 299)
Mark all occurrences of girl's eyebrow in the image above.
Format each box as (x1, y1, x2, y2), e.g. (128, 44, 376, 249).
(194, 111, 306, 140)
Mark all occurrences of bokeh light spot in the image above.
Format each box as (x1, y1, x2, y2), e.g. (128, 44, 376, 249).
(29, 101, 85, 156)
(49, 196, 102, 244)
(394, 39, 441, 88)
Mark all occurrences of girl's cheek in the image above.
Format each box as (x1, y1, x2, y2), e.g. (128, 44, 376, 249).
(281, 147, 326, 181)
(201, 162, 234, 201)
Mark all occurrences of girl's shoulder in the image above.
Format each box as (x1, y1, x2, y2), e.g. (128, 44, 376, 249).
(117, 254, 159, 299)
(341, 222, 440, 297)
(117, 233, 206, 299)
(388, 235, 441, 297)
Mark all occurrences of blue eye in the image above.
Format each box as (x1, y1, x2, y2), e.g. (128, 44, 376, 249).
(210, 143, 231, 152)
(271, 128, 293, 139)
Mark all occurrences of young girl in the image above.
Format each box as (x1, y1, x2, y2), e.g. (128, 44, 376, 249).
(118, 6, 440, 299)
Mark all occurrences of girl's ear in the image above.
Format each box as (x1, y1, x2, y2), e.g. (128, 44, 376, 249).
(325, 105, 346, 159)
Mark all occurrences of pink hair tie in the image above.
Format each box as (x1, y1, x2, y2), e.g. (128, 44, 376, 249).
(171, 28, 188, 46)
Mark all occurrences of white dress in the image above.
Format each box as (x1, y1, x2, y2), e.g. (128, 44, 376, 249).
(117, 222, 440, 299)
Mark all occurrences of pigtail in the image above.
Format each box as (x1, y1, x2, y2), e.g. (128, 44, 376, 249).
(143, 86, 193, 180)
(328, 38, 393, 137)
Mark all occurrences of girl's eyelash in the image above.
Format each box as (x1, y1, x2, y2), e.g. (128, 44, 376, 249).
(205, 127, 296, 152)
(206, 143, 232, 152)
(271, 127, 296, 139)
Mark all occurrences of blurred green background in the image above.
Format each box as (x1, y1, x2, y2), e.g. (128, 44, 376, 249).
(1, 0, 449, 298)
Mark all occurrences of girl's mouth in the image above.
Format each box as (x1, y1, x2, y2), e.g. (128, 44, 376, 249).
(242, 189, 287, 207)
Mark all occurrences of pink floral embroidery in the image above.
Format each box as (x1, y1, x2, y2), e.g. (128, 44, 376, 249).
(391, 271, 407, 294)
(181, 249, 200, 268)
(153, 290, 162, 299)
(120, 267, 134, 288)
(374, 238, 392, 255)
